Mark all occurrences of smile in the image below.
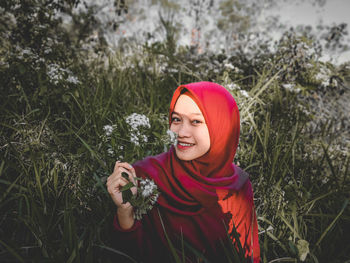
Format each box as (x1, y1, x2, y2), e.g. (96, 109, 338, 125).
(177, 142, 195, 150)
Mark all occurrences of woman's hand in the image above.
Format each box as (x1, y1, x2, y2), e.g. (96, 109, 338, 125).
(107, 161, 137, 210)
(107, 161, 137, 229)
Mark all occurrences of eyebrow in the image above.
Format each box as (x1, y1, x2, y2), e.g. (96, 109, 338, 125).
(172, 111, 203, 117)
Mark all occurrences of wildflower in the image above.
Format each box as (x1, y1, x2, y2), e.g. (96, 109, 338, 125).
(120, 175, 160, 220)
(226, 83, 240, 91)
(321, 80, 329, 87)
(66, 75, 80, 84)
(166, 129, 177, 144)
(107, 147, 114, 156)
(322, 176, 329, 184)
(240, 89, 250, 98)
(44, 47, 52, 54)
(282, 83, 294, 91)
(282, 83, 301, 93)
(103, 125, 114, 136)
(47, 64, 80, 85)
(224, 63, 235, 70)
(47, 63, 64, 84)
(141, 179, 157, 198)
(22, 49, 32, 55)
(125, 113, 151, 130)
(125, 113, 150, 146)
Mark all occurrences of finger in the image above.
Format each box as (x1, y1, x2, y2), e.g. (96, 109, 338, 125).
(113, 161, 136, 176)
(119, 162, 137, 181)
(107, 171, 129, 187)
(129, 165, 136, 178)
(107, 171, 120, 184)
(107, 177, 129, 194)
(113, 160, 121, 172)
(116, 177, 129, 190)
(117, 166, 132, 178)
(117, 165, 136, 181)
(117, 162, 135, 173)
(109, 165, 131, 181)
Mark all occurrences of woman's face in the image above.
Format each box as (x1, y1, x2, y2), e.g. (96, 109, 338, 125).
(170, 94, 210, 161)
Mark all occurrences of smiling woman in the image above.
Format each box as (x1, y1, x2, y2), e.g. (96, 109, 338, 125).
(107, 81, 260, 262)
(170, 94, 211, 161)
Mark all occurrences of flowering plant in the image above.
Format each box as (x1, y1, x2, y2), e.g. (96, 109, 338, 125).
(120, 172, 160, 220)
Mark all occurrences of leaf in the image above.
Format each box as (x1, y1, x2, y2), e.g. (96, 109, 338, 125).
(121, 172, 129, 180)
(121, 182, 134, 204)
(120, 182, 134, 192)
(122, 189, 132, 204)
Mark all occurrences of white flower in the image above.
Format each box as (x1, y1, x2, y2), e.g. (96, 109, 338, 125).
(240, 89, 250, 98)
(322, 176, 329, 184)
(67, 75, 80, 84)
(47, 64, 79, 85)
(22, 49, 32, 55)
(141, 186, 153, 197)
(224, 63, 235, 70)
(282, 83, 301, 93)
(166, 129, 177, 144)
(125, 113, 151, 130)
(44, 47, 52, 54)
(107, 147, 114, 156)
(130, 133, 144, 146)
(125, 113, 150, 146)
(103, 125, 114, 136)
(282, 83, 294, 91)
(321, 80, 329, 87)
(121, 176, 159, 220)
(227, 83, 240, 91)
(141, 179, 157, 197)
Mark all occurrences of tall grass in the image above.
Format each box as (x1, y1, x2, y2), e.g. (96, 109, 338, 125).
(0, 45, 349, 262)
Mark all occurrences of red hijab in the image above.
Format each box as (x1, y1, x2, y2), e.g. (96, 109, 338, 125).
(134, 81, 248, 214)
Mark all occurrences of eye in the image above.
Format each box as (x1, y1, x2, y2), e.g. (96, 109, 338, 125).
(192, 120, 202, 125)
(171, 117, 181, 123)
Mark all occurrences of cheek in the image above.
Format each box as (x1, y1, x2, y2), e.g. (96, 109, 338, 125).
(170, 124, 177, 133)
(198, 128, 210, 149)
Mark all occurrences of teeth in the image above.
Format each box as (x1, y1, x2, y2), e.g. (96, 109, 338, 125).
(179, 143, 193, 146)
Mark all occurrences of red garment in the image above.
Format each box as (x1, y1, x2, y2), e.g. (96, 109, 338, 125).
(113, 82, 260, 262)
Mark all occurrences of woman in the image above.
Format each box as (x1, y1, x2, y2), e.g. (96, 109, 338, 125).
(107, 81, 260, 262)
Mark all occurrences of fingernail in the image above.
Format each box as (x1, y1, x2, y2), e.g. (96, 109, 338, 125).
(129, 164, 133, 168)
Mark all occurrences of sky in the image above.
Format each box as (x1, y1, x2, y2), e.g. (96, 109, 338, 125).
(263, 0, 350, 64)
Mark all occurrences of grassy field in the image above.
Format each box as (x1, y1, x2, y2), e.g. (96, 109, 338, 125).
(1, 40, 350, 263)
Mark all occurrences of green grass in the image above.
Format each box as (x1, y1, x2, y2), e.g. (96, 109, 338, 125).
(0, 45, 349, 263)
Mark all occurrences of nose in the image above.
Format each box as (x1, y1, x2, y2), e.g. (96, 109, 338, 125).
(177, 122, 191, 138)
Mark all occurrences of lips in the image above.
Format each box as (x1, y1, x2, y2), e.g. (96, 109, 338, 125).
(176, 140, 195, 150)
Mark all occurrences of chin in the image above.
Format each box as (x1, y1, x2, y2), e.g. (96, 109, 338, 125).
(178, 156, 192, 161)
(175, 149, 194, 161)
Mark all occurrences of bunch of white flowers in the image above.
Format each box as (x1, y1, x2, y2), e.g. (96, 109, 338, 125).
(103, 124, 114, 136)
(125, 113, 151, 146)
(121, 173, 160, 220)
(125, 113, 151, 130)
(282, 83, 301, 93)
(140, 178, 157, 198)
(162, 129, 178, 152)
(226, 83, 240, 91)
(166, 129, 177, 144)
(47, 63, 80, 85)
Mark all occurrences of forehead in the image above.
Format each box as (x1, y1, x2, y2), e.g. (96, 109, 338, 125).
(173, 95, 202, 115)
